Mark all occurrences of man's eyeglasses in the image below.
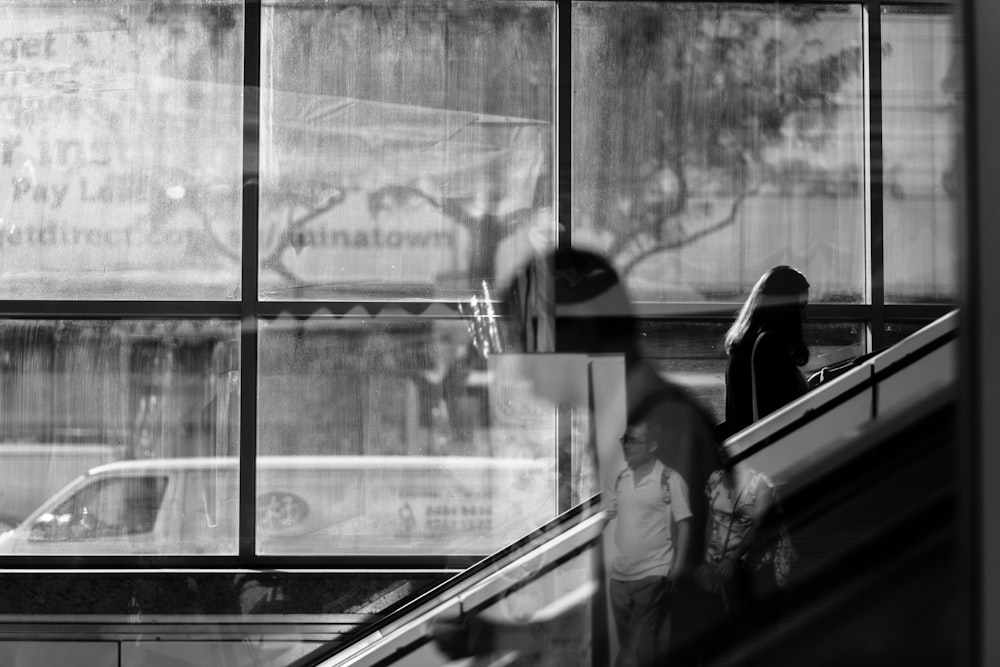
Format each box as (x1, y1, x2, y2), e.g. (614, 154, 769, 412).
(619, 435, 645, 445)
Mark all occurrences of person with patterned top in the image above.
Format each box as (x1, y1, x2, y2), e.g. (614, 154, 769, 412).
(694, 466, 774, 623)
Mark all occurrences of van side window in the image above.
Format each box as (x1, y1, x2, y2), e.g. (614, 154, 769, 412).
(31, 476, 168, 541)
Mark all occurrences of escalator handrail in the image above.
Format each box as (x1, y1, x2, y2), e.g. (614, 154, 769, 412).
(725, 310, 957, 466)
(684, 384, 956, 665)
(289, 496, 605, 667)
(325, 511, 609, 667)
(316, 382, 955, 667)
(297, 312, 958, 666)
(773, 382, 955, 504)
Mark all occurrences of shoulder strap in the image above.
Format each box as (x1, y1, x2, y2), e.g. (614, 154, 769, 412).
(661, 467, 672, 504)
(750, 332, 768, 422)
(721, 480, 749, 556)
(615, 469, 629, 494)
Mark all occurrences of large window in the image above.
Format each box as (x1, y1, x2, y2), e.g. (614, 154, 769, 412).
(881, 6, 961, 303)
(259, 2, 554, 300)
(573, 3, 867, 303)
(0, 3, 244, 300)
(0, 0, 958, 574)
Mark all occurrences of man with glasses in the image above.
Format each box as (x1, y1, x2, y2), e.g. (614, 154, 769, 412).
(607, 418, 692, 667)
(434, 248, 727, 664)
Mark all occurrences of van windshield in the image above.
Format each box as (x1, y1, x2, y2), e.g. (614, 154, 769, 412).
(31, 476, 168, 541)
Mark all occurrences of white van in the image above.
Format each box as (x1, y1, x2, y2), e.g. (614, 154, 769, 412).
(0, 455, 555, 557)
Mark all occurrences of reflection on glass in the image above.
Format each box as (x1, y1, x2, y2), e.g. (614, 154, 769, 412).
(639, 320, 865, 422)
(0, 2, 244, 299)
(885, 321, 928, 347)
(882, 8, 960, 304)
(573, 3, 865, 303)
(257, 317, 558, 555)
(0, 319, 240, 555)
(259, 2, 555, 300)
(30, 475, 168, 542)
(802, 321, 867, 382)
(426, 536, 600, 665)
(638, 321, 729, 421)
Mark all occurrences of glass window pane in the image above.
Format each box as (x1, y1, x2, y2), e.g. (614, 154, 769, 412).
(573, 3, 865, 303)
(638, 321, 730, 421)
(882, 8, 961, 304)
(0, 2, 244, 299)
(885, 320, 930, 347)
(259, 2, 555, 300)
(0, 320, 241, 555)
(639, 320, 865, 423)
(803, 320, 867, 375)
(257, 317, 558, 555)
(31, 475, 168, 541)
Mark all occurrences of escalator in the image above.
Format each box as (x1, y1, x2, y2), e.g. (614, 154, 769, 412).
(290, 311, 960, 666)
(290, 496, 609, 666)
(683, 384, 958, 666)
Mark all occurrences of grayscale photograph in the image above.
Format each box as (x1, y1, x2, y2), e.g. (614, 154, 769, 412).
(0, 0, 992, 665)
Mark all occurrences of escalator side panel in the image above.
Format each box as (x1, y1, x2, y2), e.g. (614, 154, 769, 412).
(326, 515, 607, 667)
(741, 390, 873, 483)
(876, 342, 957, 414)
(302, 315, 960, 667)
(781, 396, 955, 587)
(694, 392, 958, 665)
(345, 542, 603, 667)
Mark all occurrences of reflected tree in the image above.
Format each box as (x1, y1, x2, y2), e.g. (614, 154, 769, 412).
(574, 5, 863, 277)
(200, 3, 863, 292)
(259, 3, 552, 291)
(364, 185, 543, 287)
(262, 187, 347, 285)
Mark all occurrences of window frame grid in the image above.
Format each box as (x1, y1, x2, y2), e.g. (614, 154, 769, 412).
(241, 0, 263, 564)
(0, 0, 957, 569)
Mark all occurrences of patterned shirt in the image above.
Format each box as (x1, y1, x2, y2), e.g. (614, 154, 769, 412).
(704, 469, 771, 565)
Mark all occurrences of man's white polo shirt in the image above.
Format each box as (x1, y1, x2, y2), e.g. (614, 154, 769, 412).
(609, 459, 691, 581)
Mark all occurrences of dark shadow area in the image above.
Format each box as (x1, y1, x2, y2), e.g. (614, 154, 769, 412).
(676, 386, 958, 665)
(0, 571, 448, 617)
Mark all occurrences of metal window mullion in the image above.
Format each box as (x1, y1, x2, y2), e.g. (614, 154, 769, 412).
(0, 302, 242, 319)
(240, 0, 262, 563)
(866, 1, 887, 352)
(557, 0, 571, 250)
(255, 301, 471, 318)
(629, 302, 872, 321)
(556, 0, 573, 516)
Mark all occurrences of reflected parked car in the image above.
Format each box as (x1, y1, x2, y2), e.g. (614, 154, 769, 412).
(0, 456, 555, 557)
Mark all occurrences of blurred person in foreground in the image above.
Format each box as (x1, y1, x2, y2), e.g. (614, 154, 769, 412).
(434, 247, 728, 665)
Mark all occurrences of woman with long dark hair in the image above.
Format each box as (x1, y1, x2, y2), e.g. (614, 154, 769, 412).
(724, 265, 811, 433)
